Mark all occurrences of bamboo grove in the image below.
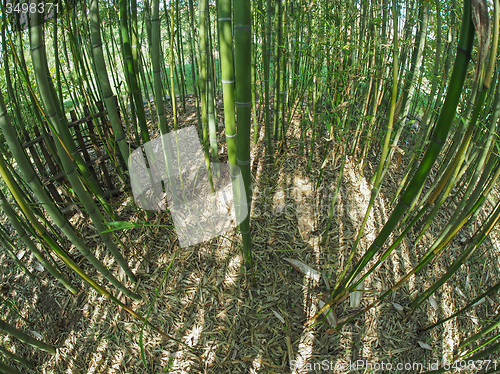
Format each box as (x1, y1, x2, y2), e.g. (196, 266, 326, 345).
(0, 0, 499, 369)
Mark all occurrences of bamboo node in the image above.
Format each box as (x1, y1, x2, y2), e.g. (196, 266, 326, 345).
(237, 159, 251, 166)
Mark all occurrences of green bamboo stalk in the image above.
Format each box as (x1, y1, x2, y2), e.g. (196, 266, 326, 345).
(0, 152, 181, 345)
(0, 229, 36, 282)
(175, 0, 187, 111)
(219, 0, 251, 268)
(151, 0, 169, 136)
(422, 277, 500, 332)
(120, 0, 150, 144)
(411, 197, 500, 311)
(89, 0, 130, 167)
(0, 89, 136, 296)
(28, 9, 140, 297)
(169, 3, 178, 131)
(310, 0, 475, 326)
(0, 319, 55, 354)
(262, 0, 273, 165)
(0, 346, 34, 369)
(273, 0, 282, 141)
(199, 0, 211, 172)
(130, 0, 140, 82)
(344, 0, 473, 287)
(341, 158, 500, 329)
(0, 359, 21, 374)
(205, 7, 219, 170)
(0, 190, 76, 293)
(277, 0, 287, 143)
(333, 0, 400, 291)
(22, 18, 114, 219)
(234, 0, 253, 269)
(187, 0, 201, 127)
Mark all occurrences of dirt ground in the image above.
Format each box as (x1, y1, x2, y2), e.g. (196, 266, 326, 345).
(0, 98, 499, 373)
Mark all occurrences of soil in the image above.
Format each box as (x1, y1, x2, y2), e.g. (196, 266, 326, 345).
(0, 97, 499, 373)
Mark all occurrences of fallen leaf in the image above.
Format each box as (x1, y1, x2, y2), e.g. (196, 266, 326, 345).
(271, 309, 285, 324)
(318, 300, 337, 328)
(455, 287, 466, 299)
(392, 302, 404, 312)
(31, 331, 43, 340)
(350, 274, 363, 308)
(284, 258, 321, 282)
(418, 341, 432, 350)
(429, 295, 438, 310)
(472, 297, 485, 307)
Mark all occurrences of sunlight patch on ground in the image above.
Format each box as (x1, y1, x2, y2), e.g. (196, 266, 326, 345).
(291, 172, 322, 263)
(343, 158, 377, 246)
(272, 185, 285, 212)
(53, 330, 77, 374)
(109, 350, 125, 373)
(290, 276, 319, 374)
(183, 309, 205, 347)
(249, 353, 263, 373)
(291, 328, 315, 374)
(87, 339, 109, 374)
(224, 253, 242, 288)
(168, 309, 206, 372)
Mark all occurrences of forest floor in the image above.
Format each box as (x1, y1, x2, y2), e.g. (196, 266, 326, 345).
(1, 97, 500, 373)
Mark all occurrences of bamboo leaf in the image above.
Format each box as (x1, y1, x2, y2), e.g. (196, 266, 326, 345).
(429, 295, 438, 310)
(30, 331, 43, 340)
(418, 341, 432, 350)
(271, 309, 285, 324)
(350, 274, 363, 308)
(35, 263, 44, 272)
(102, 221, 141, 232)
(284, 258, 321, 282)
(318, 300, 337, 328)
(455, 286, 466, 299)
(392, 302, 404, 312)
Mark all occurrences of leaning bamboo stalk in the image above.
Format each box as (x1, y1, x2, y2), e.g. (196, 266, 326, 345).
(0, 88, 136, 298)
(0, 228, 36, 282)
(0, 319, 55, 354)
(0, 142, 183, 346)
(411, 197, 500, 311)
(29, 8, 139, 288)
(309, 0, 475, 326)
(21, 23, 113, 219)
(0, 189, 76, 293)
(0, 346, 34, 369)
(333, 0, 400, 292)
(0, 359, 20, 374)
